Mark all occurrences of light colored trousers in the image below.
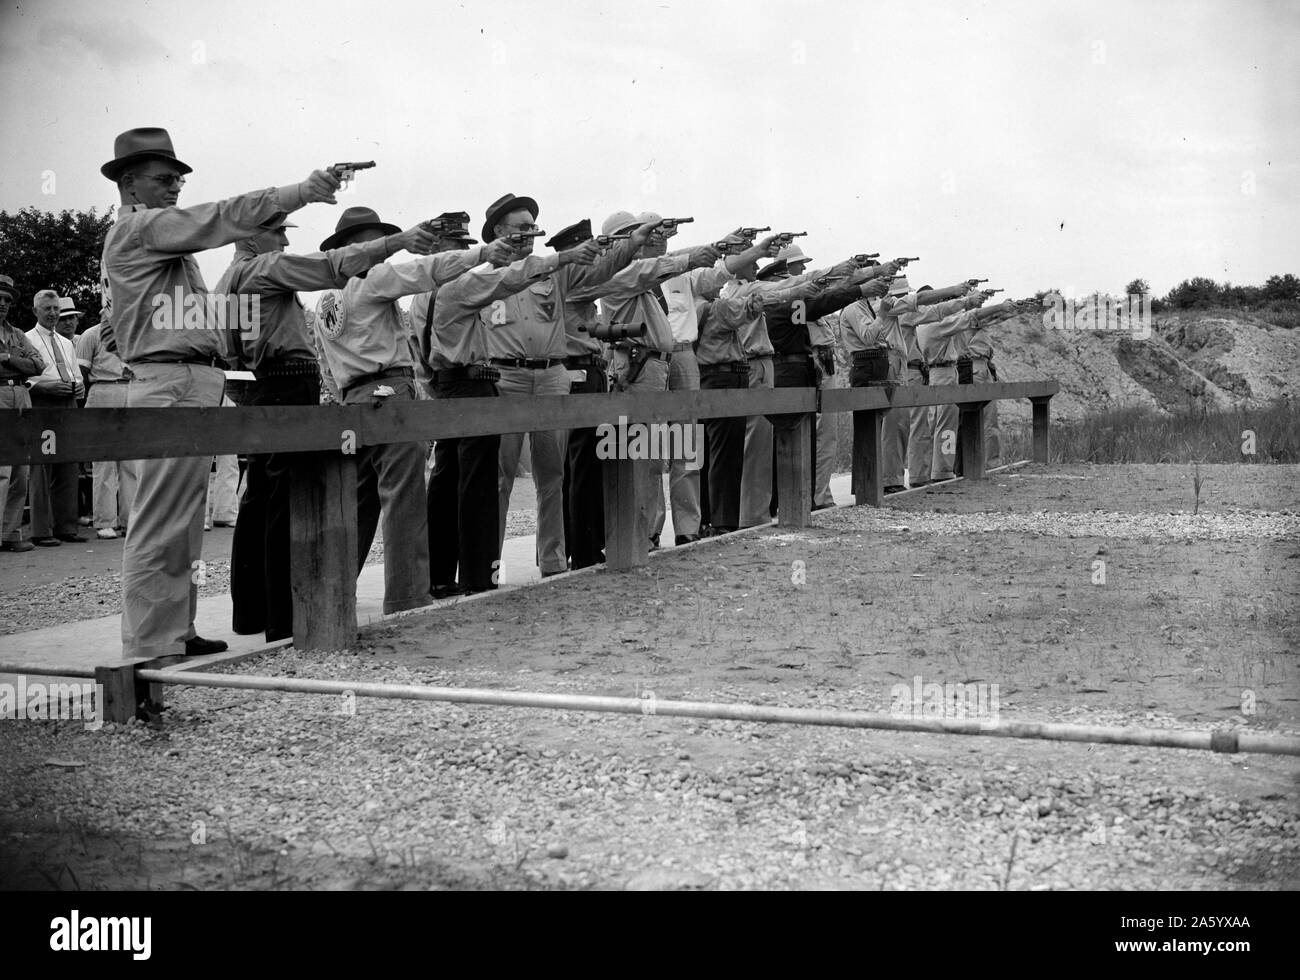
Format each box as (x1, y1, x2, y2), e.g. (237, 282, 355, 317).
(0, 385, 31, 542)
(651, 346, 702, 539)
(971, 358, 1002, 466)
(497, 364, 569, 575)
(610, 350, 669, 551)
(206, 396, 240, 525)
(906, 365, 934, 485)
(929, 363, 960, 481)
(86, 382, 138, 530)
(740, 356, 774, 528)
(814, 367, 840, 507)
(121, 363, 225, 658)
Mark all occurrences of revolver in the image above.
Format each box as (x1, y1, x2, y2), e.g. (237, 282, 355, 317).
(852, 252, 881, 265)
(969, 278, 990, 285)
(712, 239, 751, 255)
(502, 229, 546, 248)
(983, 288, 1005, 295)
(423, 211, 472, 235)
(656, 217, 694, 232)
(738, 225, 771, 240)
(895, 256, 921, 266)
(594, 232, 631, 251)
(329, 161, 376, 187)
(774, 231, 808, 245)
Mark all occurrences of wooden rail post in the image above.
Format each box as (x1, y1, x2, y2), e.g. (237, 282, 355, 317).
(290, 452, 358, 651)
(774, 415, 812, 527)
(851, 408, 885, 507)
(602, 455, 644, 570)
(1030, 395, 1052, 463)
(95, 664, 142, 724)
(959, 402, 988, 480)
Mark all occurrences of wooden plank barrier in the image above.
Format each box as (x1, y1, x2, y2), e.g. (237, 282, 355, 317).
(0, 381, 1059, 670)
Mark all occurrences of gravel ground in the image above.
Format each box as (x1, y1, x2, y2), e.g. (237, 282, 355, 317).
(2, 650, 1296, 891)
(1, 462, 1295, 890)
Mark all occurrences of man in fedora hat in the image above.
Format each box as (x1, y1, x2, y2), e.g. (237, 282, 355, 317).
(75, 309, 138, 540)
(475, 193, 648, 578)
(0, 274, 46, 552)
(428, 218, 620, 590)
(759, 248, 893, 516)
(313, 205, 508, 614)
(217, 213, 438, 642)
(100, 125, 341, 659)
(25, 289, 86, 546)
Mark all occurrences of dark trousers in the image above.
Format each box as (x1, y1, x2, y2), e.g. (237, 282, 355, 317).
(563, 367, 607, 569)
(427, 378, 501, 591)
(769, 358, 818, 518)
(28, 392, 79, 538)
(230, 375, 319, 640)
(699, 367, 747, 531)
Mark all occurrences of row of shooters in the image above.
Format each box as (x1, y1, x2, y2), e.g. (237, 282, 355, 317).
(97, 128, 1029, 657)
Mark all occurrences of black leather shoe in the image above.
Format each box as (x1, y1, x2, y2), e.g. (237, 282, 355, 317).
(32, 537, 62, 547)
(674, 534, 700, 546)
(811, 502, 832, 512)
(884, 485, 906, 494)
(1, 540, 35, 552)
(56, 533, 87, 543)
(430, 583, 467, 600)
(184, 636, 229, 656)
(648, 534, 661, 552)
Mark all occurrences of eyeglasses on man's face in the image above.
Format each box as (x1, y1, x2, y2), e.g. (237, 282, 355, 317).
(132, 172, 187, 188)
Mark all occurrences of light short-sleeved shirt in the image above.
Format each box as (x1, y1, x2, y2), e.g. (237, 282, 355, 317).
(75, 322, 129, 381)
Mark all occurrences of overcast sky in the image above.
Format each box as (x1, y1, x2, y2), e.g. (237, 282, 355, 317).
(1, 0, 1296, 307)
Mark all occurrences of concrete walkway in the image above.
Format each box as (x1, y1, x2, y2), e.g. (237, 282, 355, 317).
(0, 473, 869, 680)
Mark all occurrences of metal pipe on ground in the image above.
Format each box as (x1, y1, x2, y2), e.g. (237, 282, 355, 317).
(134, 669, 1300, 757)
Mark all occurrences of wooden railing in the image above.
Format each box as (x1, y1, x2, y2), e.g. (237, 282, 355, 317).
(0, 380, 1059, 652)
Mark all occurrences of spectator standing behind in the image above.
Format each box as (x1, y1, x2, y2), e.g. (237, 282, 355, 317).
(25, 290, 85, 546)
(0, 274, 45, 552)
(75, 315, 138, 539)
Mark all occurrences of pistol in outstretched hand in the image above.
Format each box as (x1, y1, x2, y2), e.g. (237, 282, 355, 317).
(329, 160, 376, 187)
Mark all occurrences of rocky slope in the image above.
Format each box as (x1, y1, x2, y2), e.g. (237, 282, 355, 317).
(983, 309, 1299, 427)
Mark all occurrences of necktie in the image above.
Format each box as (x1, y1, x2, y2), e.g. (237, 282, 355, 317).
(652, 284, 669, 314)
(47, 331, 73, 383)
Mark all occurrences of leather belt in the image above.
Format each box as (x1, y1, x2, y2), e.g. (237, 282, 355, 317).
(906, 359, 924, 370)
(773, 353, 811, 364)
(700, 361, 749, 375)
(490, 357, 561, 370)
(853, 349, 889, 361)
(95, 379, 132, 384)
(929, 360, 956, 368)
(340, 366, 414, 399)
(745, 352, 773, 361)
(432, 364, 500, 385)
(672, 341, 694, 352)
(1, 378, 30, 386)
(254, 359, 320, 379)
(563, 354, 607, 371)
(133, 354, 226, 369)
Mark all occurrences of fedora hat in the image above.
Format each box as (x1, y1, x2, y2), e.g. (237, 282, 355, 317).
(320, 206, 401, 251)
(482, 193, 539, 243)
(0, 274, 16, 300)
(101, 127, 193, 182)
(58, 297, 81, 317)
